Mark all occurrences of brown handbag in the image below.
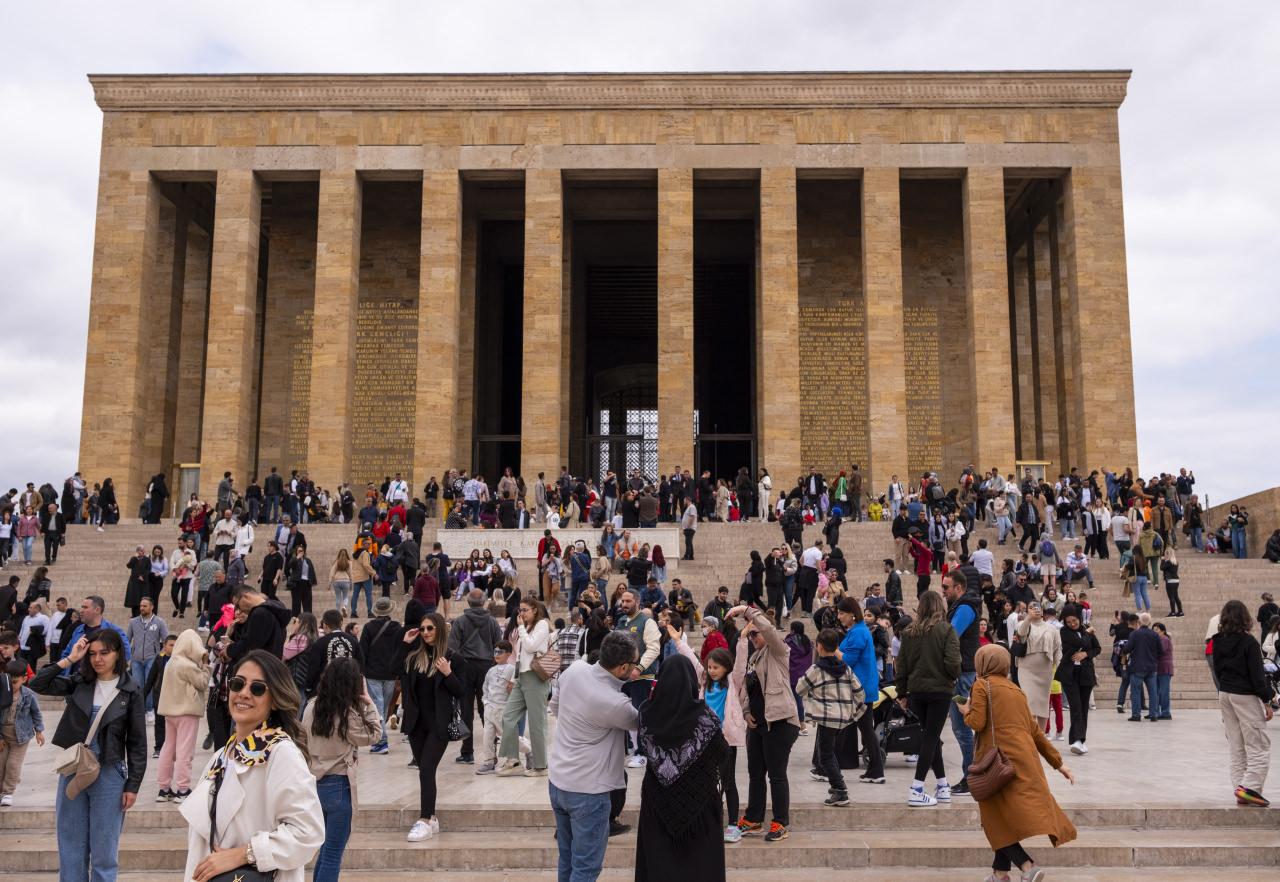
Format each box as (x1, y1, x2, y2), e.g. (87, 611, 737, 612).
(531, 648, 562, 681)
(966, 678, 1016, 801)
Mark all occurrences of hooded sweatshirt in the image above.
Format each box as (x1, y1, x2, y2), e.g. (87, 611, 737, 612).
(158, 630, 210, 718)
(228, 598, 292, 662)
(1213, 631, 1276, 702)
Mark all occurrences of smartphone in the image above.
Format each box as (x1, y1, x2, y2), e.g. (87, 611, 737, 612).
(951, 694, 967, 705)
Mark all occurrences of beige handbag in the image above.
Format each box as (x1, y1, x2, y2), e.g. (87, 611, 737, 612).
(55, 685, 118, 799)
(531, 649, 562, 682)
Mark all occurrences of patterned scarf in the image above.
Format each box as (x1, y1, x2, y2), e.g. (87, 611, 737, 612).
(205, 726, 290, 780)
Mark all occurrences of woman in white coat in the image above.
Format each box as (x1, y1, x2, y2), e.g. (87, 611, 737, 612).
(183, 649, 323, 882)
(1014, 602, 1063, 732)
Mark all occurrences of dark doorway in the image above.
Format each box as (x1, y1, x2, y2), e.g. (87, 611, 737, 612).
(472, 219, 523, 479)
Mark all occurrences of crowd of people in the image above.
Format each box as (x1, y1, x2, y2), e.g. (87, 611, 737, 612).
(1, 459, 1279, 882)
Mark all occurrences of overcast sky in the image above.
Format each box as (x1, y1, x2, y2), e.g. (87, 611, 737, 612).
(1, 1, 1276, 506)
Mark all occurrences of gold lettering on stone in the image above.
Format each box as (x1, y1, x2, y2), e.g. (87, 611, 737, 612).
(352, 299, 416, 485)
(904, 304, 942, 476)
(287, 307, 313, 469)
(799, 301, 868, 475)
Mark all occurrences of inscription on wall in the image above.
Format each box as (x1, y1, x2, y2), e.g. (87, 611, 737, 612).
(286, 308, 313, 470)
(904, 304, 942, 477)
(352, 299, 417, 485)
(799, 301, 868, 476)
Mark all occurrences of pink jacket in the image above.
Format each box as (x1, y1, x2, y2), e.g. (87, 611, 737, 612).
(675, 636, 746, 747)
(16, 515, 40, 538)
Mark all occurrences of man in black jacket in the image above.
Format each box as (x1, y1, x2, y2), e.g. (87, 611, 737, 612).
(359, 596, 403, 753)
(447, 589, 502, 763)
(1126, 613, 1161, 721)
(259, 541, 285, 599)
(883, 559, 903, 606)
(302, 609, 363, 697)
(263, 467, 284, 523)
(228, 586, 291, 660)
(39, 503, 66, 565)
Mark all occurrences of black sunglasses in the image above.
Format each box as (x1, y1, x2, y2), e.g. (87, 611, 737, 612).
(227, 676, 269, 697)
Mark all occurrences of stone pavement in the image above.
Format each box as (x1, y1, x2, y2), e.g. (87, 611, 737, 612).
(4, 704, 1279, 877)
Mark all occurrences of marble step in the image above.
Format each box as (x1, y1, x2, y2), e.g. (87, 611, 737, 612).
(4, 827, 1279, 871)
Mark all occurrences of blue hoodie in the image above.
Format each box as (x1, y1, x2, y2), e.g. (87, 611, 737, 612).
(839, 620, 879, 700)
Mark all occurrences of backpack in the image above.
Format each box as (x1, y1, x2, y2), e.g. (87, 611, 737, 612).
(1152, 532, 1164, 552)
(1040, 538, 1056, 558)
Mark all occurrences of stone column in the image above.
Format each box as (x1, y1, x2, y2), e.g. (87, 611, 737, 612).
(172, 222, 212, 466)
(454, 206, 478, 472)
(860, 167, 909, 491)
(414, 170, 462, 488)
(520, 169, 564, 482)
(1010, 242, 1036, 457)
(1031, 223, 1062, 469)
(657, 167, 695, 472)
(199, 170, 262, 503)
(961, 167, 1016, 474)
(306, 171, 363, 491)
(1061, 166, 1138, 471)
(78, 170, 162, 514)
(758, 167, 802, 483)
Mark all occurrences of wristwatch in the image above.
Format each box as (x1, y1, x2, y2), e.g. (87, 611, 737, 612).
(244, 840, 256, 866)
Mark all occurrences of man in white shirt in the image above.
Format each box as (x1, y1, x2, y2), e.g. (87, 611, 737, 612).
(798, 539, 824, 616)
(387, 473, 410, 505)
(969, 538, 995, 580)
(680, 499, 698, 560)
(1064, 544, 1095, 588)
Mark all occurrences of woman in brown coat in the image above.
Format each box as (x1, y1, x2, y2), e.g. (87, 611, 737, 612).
(961, 643, 1077, 882)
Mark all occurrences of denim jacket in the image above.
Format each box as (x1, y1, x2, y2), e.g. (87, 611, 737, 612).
(8, 685, 45, 746)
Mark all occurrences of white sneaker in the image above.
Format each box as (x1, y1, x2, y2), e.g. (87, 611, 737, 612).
(626, 755, 647, 768)
(1070, 742, 1088, 755)
(0, 795, 12, 807)
(907, 787, 937, 807)
(407, 820, 432, 842)
(146, 711, 156, 724)
(935, 783, 952, 803)
(96, 526, 104, 533)
(428, 817, 440, 836)
(723, 824, 743, 843)
(1052, 732, 1063, 742)
(495, 759, 524, 777)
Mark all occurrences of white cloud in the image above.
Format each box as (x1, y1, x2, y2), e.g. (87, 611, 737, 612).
(1, 1, 1277, 505)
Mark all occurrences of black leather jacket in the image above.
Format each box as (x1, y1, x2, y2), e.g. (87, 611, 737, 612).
(30, 663, 148, 793)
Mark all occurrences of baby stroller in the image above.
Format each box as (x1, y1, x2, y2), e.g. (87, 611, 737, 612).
(875, 684, 923, 763)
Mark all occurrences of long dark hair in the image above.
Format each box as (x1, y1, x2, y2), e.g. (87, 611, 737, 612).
(229, 650, 308, 760)
(309, 657, 363, 742)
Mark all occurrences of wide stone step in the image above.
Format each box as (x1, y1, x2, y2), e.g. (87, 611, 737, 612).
(5, 827, 1279, 871)
(18, 870, 1280, 882)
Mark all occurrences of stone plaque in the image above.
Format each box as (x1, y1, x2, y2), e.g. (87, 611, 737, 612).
(351, 298, 417, 486)
(799, 300, 868, 475)
(904, 304, 942, 476)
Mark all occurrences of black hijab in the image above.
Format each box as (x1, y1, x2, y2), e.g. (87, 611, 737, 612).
(639, 654, 704, 747)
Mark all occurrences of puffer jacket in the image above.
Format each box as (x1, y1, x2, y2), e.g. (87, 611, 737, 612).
(157, 630, 210, 718)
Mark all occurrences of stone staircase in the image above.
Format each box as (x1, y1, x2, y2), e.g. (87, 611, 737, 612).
(10, 519, 1279, 709)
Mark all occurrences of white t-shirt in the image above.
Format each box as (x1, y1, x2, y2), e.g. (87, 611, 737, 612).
(1111, 515, 1131, 542)
(801, 547, 823, 569)
(94, 676, 121, 709)
(970, 548, 995, 577)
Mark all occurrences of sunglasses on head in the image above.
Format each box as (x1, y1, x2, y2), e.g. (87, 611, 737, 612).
(227, 676, 269, 697)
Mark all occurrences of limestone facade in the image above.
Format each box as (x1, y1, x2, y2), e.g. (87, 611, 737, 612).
(79, 71, 1139, 511)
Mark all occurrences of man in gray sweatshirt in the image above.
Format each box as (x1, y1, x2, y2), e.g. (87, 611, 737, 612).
(548, 632, 640, 880)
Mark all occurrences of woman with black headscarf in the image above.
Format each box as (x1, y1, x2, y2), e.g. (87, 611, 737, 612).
(635, 653, 728, 881)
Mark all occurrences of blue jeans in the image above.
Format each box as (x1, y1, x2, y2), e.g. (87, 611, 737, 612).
(949, 670, 977, 776)
(313, 774, 352, 882)
(21, 535, 34, 563)
(352, 579, 375, 616)
(569, 579, 587, 611)
(997, 516, 1012, 543)
(1232, 527, 1247, 559)
(1133, 576, 1150, 611)
(130, 658, 156, 713)
(1129, 671, 1157, 719)
(366, 678, 396, 746)
(548, 782, 611, 882)
(247, 498, 260, 525)
(784, 574, 795, 612)
(1156, 673, 1172, 719)
(56, 753, 127, 882)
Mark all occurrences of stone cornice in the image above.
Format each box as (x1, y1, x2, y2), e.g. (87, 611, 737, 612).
(88, 71, 1129, 112)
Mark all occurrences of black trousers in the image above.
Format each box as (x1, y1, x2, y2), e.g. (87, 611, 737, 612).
(1166, 580, 1183, 615)
(993, 842, 1033, 872)
(290, 583, 313, 617)
(456, 657, 493, 759)
(745, 719, 798, 826)
(815, 725, 845, 792)
(916, 574, 931, 597)
(43, 533, 60, 564)
(766, 585, 785, 622)
(401, 566, 417, 594)
(721, 745, 739, 822)
(857, 708, 884, 777)
(683, 529, 695, 560)
(1019, 525, 1040, 551)
(1063, 679, 1091, 745)
(907, 693, 950, 783)
(797, 568, 818, 614)
(171, 578, 192, 616)
(214, 544, 233, 569)
(154, 712, 166, 753)
(147, 574, 163, 607)
(408, 726, 450, 818)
